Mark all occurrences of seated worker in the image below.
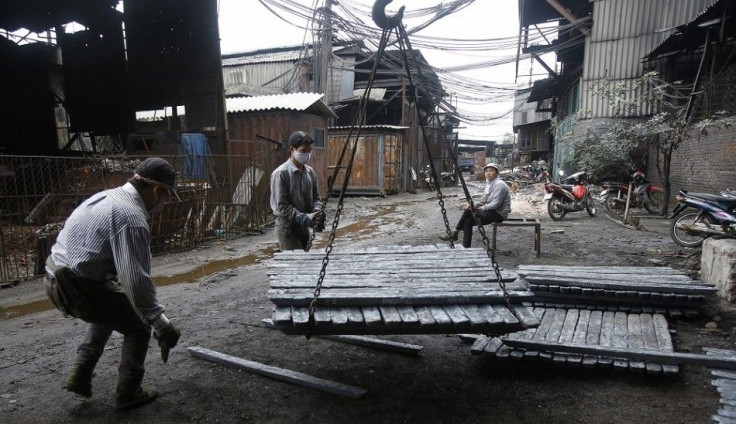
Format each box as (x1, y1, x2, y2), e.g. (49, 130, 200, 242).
(270, 131, 325, 251)
(440, 163, 511, 248)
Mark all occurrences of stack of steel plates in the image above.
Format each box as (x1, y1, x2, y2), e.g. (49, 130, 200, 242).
(517, 265, 717, 318)
(268, 245, 539, 336)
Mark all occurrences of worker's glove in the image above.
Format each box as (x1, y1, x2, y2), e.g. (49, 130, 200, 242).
(295, 212, 316, 228)
(313, 211, 326, 233)
(154, 322, 180, 364)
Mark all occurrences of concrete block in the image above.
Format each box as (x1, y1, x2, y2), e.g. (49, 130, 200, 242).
(702, 238, 736, 303)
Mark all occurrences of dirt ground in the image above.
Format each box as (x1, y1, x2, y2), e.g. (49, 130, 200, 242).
(1, 181, 735, 424)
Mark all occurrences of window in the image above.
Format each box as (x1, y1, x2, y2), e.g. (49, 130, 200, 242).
(313, 127, 325, 148)
(537, 126, 549, 150)
(520, 129, 532, 149)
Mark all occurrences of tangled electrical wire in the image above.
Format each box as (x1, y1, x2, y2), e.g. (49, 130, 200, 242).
(255, 0, 589, 130)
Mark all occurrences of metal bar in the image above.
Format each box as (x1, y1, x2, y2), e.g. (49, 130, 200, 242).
(500, 339, 736, 370)
(187, 346, 367, 399)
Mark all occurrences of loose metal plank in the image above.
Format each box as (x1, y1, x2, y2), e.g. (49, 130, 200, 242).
(653, 313, 679, 375)
(497, 341, 736, 370)
(396, 305, 420, 325)
(612, 312, 630, 371)
(443, 305, 471, 325)
(640, 314, 663, 375)
(345, 307, 364, 324)
(188, 347, 367, 399)
(379, 306, 402, 325)
(460, 304, 487, 327)
(568, 309, 590, 366)
(627, 314, 646, 373)
(361, 306, 382, 326)
(273, 306, 292, 326)
(413, 305, 437, 326)
(331, 308, 349, 326)
(429, 306, 453, 325)
(471, 336, 491, 354)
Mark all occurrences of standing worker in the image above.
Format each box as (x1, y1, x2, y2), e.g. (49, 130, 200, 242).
(44, 157, 181, 411)
(440, 163, 511, 248)
(270, 131, 325, 251)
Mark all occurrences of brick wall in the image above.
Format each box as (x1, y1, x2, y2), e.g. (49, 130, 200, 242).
(647, 125, 736, 195)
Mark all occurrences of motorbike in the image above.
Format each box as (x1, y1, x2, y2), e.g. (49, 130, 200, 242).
(543, 170, 596, 221)
(669, 188, 736, 247)
(600, 170, 664, 214)
(420, 165, 456, 190)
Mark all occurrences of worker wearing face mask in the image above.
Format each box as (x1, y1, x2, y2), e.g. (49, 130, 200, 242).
(270, 131, 325, 251)
(44, 157, 181, 411)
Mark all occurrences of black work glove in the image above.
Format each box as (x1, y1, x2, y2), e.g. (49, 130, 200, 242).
(154, 323, 181, 363)
(294, 212, 316, 228)
(313, 211, 326, 233)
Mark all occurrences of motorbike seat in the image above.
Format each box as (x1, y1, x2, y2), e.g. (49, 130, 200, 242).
(688, 192, 736, 209)
(560, 184, 574, 191)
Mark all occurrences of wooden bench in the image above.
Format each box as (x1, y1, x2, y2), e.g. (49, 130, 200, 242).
(491, 217, 541, 258)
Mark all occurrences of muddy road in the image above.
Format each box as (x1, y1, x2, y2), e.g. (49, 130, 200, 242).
(1, 182, 733, 424)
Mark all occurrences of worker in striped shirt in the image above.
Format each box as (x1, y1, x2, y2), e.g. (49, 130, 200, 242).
(45, 157, 181, 411)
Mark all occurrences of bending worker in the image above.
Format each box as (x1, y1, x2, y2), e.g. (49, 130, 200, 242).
(270, 131, 325, 251)
(441, 163, 511, 248)
(44, 157, 181, 411)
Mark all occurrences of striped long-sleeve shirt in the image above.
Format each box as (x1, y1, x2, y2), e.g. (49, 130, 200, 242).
(50, 183, 168, 328)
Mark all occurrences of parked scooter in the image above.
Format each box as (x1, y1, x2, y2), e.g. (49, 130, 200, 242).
(669, 188, 736, 247)
(600, 170, 664, 214)
(543, 170, 596, 221)
(420, 165, 457, 190)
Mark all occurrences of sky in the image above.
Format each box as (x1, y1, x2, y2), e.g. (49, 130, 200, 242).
(217, 0, 554, 141)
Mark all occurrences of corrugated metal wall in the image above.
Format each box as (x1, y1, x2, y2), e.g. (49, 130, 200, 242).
(580, 0, 716, 118)
(224, 61, 305, 96)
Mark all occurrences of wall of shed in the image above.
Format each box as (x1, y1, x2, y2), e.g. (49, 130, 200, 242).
(327, 130, 405, 196)
(227, 111, 330, 195)
(580, 0, 716, 118)
(224, 61, 307, 97)
(126, 0, 226, 153)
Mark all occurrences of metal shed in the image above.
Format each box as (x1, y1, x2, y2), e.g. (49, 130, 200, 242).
(327, 125, 408, 196)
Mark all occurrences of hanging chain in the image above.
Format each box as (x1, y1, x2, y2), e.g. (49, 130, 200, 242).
(394, 29, 455, 248)
(305, 26, 393, 337)
(395, 24, 522, 326)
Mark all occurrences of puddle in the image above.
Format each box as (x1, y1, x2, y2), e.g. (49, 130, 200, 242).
(1, 206, 398, 321)
(155, 245, 279, 287)
(1, 245, 280, 321)
(1, 299, 54, 321)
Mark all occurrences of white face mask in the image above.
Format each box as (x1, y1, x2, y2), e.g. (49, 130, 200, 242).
(294, 152, 311, 164)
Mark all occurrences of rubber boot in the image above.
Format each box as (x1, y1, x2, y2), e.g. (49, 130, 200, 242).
(115, 386, 158, 411)
(63, 365, 93, 398)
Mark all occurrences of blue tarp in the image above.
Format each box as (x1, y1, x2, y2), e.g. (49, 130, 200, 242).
(180, 133, 210, 179)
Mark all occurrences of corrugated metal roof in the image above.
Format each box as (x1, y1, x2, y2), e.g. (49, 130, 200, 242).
(226, 92, 336, 118)
(645, 0, 731, 60)
(581, 0, 716, 118)
(222, 48, 311, 67)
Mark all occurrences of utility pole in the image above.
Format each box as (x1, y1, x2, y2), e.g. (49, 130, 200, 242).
(316, 0, 333, 99)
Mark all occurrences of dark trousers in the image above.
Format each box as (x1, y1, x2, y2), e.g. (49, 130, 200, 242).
(45, 258, 151, 394)
(277, 223, 310, 251)
(455, 209, 504, 248)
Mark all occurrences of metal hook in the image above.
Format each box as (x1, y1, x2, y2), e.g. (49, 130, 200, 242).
(372, 0, 405, 30)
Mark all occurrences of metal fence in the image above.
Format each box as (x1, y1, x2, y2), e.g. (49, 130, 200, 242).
(0, 148, 279, 284)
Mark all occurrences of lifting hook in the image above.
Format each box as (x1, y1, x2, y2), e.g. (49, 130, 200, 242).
(372, 0, 405, 30)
